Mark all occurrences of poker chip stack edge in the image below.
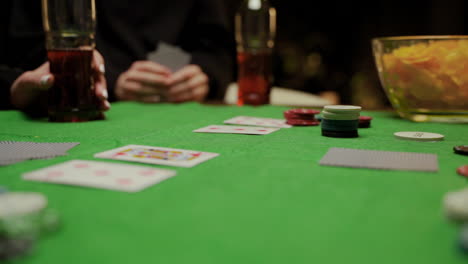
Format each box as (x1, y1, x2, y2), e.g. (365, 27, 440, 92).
(283, 109, 320, 126)
(320, 105, 362, 138)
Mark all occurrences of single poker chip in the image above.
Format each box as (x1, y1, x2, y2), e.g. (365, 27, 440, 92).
(286, 120, 320, 126)
(321, 110, 360, 120)
(454, 145, 468, 156)
(321, 120, 359, 131)
(443, 188, 468, 223)
(321, 129, 359, 138)
(359, 116, 373, 121)
(323, 105, 362, 113)
(0, 192, 47, 219)
(321, 119, 359, 126)
(394, 131, 444, 142)
(457, 165, 468, 178)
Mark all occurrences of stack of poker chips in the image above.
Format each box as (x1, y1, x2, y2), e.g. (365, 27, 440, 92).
(283, 109, 320, 126)
(443, 188, 468, 254)
(358, 116, 372, 128)
(0, 192, 60, 260)
(320, 105, 362, 138)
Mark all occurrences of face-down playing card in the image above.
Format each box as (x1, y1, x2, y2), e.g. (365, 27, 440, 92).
(94, 145, 219, 168)
(22, 160, 177, 192)
(147, 42, 191, 72)
(319, 147, 439, 172)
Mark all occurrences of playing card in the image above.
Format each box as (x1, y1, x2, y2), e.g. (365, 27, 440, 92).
(319, 147, 439, 172)
(22, 160, 177, 192)
(147, 42, 191, 72)
(94, 145, 219, 168)
(0, 141, 80, 166)
(193, 125, 280, 135)
(223, 116, 292, 128)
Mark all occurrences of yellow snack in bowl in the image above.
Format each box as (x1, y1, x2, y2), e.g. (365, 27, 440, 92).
(382, 39, 468, 108)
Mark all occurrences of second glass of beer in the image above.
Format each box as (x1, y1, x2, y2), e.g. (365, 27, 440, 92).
(42, 0, 104, 122)
(235, 0, 276, 106)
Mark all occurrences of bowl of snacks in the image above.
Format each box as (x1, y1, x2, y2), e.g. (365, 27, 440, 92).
(372, 36, 468, 122)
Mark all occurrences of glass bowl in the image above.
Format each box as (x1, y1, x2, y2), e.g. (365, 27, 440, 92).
(372, 36, 468, 122)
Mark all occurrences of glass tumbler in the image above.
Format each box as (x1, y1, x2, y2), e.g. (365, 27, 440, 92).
(42, 0, 104, 122)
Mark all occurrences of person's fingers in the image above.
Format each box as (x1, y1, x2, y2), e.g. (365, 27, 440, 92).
(38, 74, 54, 90)
(167, 65, 201, 85)
(10, 62, 54, 109)
(123, 80, 164, 96)
(170, 84, 208, 103)
(21, 62, 54, 90)
(94, 74, 110, 111)
(125, 70, 170, 87)
(93, 50, 105, 74)
(168, 70, 208, 102)
(139, 95, 163, 103)
(191, 84, 209, 102)
(130, 61, 172, 76)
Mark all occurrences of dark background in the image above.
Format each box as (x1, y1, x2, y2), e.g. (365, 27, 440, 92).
(224, 0, 466, 108)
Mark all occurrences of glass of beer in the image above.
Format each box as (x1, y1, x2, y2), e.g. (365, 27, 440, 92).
(42, 0, 104, 122)
(235, 0, 276, 106)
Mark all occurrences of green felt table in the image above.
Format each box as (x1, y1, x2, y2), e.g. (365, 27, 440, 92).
(1, 102, 467, 264)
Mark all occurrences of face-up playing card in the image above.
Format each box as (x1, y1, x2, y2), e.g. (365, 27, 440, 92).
(223, 116, 292, 128)
(193, 125, 280, 135)
(147, 42, 191, 72)
(22, 160, 177, 192)
(319, 147, 439, 172)
(94, 145, 219, 168)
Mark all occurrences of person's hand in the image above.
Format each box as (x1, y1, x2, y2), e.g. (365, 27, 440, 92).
(115, 61, 172, 103)
(10, 50, 110, 111)
(10, 62, 54, 110)
(91, 50, 111, 111)
(166, 65, 209, 103)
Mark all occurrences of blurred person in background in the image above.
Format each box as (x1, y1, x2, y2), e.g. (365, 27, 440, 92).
(0, 0, 236, 113)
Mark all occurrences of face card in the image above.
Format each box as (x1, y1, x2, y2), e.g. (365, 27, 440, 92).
(22, 160, 177, 192)
(193, 125, 280, 135)
(94, 145, 219, 168)
(223, 116, 292, 128)
(319, 147, 439, 172)
(147, 42, 191, 72)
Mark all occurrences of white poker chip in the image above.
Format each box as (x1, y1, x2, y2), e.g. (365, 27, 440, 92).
(321, 110, 360, 120)
(323, 105, 362, 113)
(0, 192, 47, 218)
(394, 131, 444, 141)
(443, 188, 468, 223)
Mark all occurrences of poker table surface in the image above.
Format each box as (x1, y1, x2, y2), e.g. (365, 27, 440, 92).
(1, 102, 467, 264)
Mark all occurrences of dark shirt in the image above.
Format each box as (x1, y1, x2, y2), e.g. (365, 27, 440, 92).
(0, 0, 236, 109)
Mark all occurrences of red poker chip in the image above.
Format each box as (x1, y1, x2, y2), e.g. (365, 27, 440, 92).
(284, 113, 318, 121)
(359, 116, 373, 121)
(284, 108, 320, 116)
(457, 165, 468, 177)
(286, 120, 320, 126)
